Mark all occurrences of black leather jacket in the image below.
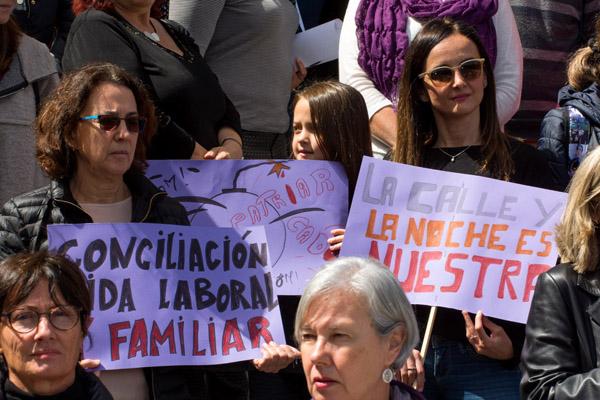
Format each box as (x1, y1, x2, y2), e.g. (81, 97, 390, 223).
(0, 172, 192, 400)
(521, 263, 600, 399)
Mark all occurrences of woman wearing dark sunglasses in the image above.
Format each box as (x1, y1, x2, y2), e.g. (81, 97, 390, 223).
(0, 63, 192, 400)
(390, 18, 554, 399)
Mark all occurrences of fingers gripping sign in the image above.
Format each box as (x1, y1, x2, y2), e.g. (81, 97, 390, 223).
(397, 349, 425, 391)
(462, 310, 514, 360)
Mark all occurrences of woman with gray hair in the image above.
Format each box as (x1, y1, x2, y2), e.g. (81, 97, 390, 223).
(294, 257, 423, 400)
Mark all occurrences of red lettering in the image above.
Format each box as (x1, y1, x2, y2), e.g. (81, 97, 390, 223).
(498, 260, 521, 300)
(392, 248, 403, 279)
(440, 253, 467, 293)
(399, 251, 418, 293)
(150, 320, 176, 356)
(208, 321, 217, 356)
(414, 251, 442, 293)
(192, 320, 206, 356)
(472, 255, 503, 298)
(109, 321, 130, 361)
(248, 316, 273, 348)
(523, 264, 551, 302)
(222, 318, 245, 355)
(128, 319, 148, 359)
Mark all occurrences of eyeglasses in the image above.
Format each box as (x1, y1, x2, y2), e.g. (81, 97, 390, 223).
(79, 114, 146, 134)
(418, 58, 485, 87)
(1, 305, 81, 333)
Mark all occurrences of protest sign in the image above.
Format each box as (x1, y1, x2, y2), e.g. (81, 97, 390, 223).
(341, 157, 567, 323)
(48, 223, 285, 370)
(146, 160, 349, 295)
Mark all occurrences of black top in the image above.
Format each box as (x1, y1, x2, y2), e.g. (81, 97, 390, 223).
(415, 138, 555, 366)
(62, 8, 241, 159)
(12, 0, 74, 62)
(1, 366, 112, 400)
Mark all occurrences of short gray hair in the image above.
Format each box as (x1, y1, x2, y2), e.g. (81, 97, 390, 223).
(294, 257, 419, 368)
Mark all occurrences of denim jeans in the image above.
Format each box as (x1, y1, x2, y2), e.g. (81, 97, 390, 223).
(423, 336, 520, 400)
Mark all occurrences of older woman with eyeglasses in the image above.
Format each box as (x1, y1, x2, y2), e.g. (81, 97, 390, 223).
(388, 17, 555, 399)
(0, 251, 112, 399)
(0, 63, 191, 399)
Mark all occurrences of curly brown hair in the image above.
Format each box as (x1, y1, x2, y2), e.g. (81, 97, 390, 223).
(36, 63, 156, 180)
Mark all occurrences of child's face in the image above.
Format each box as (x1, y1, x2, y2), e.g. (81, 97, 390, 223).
(292, 98, 325, 161)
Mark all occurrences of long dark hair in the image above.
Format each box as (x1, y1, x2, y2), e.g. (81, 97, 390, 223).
(293, 81, 373, 197)
(0, 18, 22, 78)
(393, 17, 513, 181)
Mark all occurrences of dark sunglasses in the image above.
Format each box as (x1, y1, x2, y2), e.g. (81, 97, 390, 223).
(418, 58, 485, 87)
(79, 114, 146, 133)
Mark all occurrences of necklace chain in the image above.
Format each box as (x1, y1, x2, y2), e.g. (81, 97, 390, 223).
(438, 145, 472, 162)
(143, 20, 160, 42)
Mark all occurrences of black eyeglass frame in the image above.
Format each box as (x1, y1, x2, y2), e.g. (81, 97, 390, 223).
(0, 305, 82, 334)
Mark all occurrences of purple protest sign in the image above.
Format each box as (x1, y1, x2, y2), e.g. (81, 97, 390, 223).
(341, 157, 567, 324)
(146, 160, 348, 295)
(47, 223, 285, 370)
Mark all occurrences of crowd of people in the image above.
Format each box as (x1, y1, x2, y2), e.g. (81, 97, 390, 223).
(1, 0, 600, 399)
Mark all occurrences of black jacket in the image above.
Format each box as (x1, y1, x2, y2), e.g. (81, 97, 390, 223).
(12, 0, 74, 62)
(0, 173, 192, 400)
(521, 264, 600, 399)
(538, 83, 600, 190)
(0, 365, 112, 400)
(0, 172, 188, 258)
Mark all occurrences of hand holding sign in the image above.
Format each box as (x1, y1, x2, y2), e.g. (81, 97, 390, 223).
(462, 310, 513, 360)
(252, 341, 301, 373)
(398, 349, 425, 391)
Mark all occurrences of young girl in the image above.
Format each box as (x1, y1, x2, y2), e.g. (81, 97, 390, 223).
(291, 80, 373, 252)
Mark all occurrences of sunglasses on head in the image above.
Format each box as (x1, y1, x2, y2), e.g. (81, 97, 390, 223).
(418, 58, 485, 87)
(79, 114, 146, 134)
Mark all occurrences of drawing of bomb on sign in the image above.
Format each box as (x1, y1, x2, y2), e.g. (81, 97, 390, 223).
(146, 160, 349, 294)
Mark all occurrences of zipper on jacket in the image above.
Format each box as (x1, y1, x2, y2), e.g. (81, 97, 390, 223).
(139, 192, 167, 222)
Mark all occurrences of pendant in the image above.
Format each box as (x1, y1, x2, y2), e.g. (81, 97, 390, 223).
(450, 156, 455, 162)
(144, 32, 160, 42)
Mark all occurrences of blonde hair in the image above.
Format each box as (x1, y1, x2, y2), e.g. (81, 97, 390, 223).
(566, 46, 600, 91)
(556, 147, 600, 273)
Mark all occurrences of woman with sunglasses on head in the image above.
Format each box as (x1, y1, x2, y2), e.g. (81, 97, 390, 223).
(0, 63, 192, 400)
(63, 0, 243, 161)
(391, 18, 553, 399)
(0, 251, 112, 399)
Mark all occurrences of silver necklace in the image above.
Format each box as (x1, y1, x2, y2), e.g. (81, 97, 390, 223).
(143, 20, 160, 42)
(438, 145, 472, 162)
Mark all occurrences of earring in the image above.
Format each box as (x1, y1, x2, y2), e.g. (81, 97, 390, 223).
(382, 367, 394, 383)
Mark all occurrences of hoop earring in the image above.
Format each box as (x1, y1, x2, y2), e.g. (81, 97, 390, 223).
(382, 367, 394, 383)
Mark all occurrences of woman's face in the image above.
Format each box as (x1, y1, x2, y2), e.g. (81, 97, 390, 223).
(292, 98, 326, 161)
(299, 290, 403, 400)
(0, 280, 83, 395)
(420, 33, 486, 122)
(0, 0, 16, 24)
(74, 82, 139, 180)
